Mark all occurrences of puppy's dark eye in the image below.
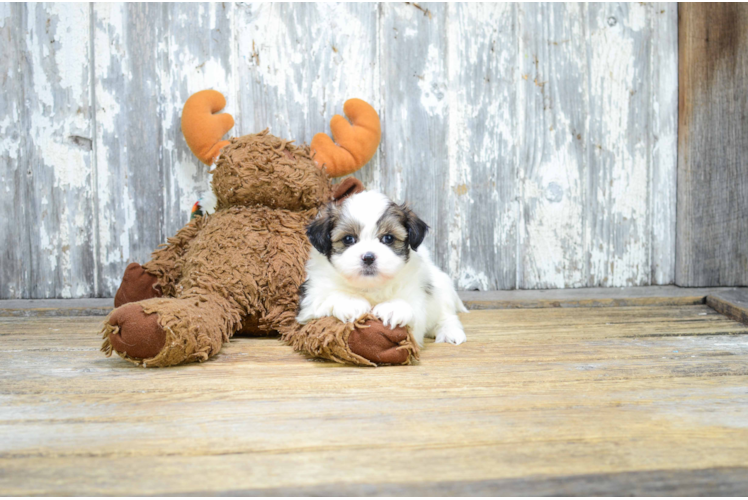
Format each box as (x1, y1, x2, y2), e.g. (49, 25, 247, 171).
(342, 235, 357, 246)
(381, 234, 394, 245)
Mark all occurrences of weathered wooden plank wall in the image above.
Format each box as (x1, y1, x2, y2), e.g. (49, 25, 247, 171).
(676, 3, 748, 287)
(0, 3, 678, 298)
(1, 3, 96, 299)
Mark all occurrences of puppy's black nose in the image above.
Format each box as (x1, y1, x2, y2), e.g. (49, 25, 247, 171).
(362, 252, 376, 265)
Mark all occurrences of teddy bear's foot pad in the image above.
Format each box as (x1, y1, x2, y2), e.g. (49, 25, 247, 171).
(348, 320, 412, 365)
(106, 303, 166, 359)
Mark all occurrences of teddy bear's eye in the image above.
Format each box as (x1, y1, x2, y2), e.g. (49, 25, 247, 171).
(381, 234, 394, 245)
(342, 235, 357, 246)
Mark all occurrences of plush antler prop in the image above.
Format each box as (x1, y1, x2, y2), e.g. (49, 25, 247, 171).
(182, 91, 380, 175)
(181, 90, 235, 165)
(311, 99, 381, 178)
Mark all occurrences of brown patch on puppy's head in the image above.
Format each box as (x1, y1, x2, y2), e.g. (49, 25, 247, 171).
(211, 130, 332, 211)
(306, 202, 364, 259)
(377, 202, 429, 260)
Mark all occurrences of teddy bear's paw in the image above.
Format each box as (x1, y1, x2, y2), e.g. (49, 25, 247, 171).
(107, 303, 166, 359)
(348, 319, 411, 365)
(372, 300, 413, 329)
(114, 263, 162, 308)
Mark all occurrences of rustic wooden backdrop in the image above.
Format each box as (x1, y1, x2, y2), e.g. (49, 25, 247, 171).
(677, 3, 748, 288)
(0, 2, 678, 299)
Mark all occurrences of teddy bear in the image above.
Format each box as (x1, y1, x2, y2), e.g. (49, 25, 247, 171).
(100, 90, 419, 367)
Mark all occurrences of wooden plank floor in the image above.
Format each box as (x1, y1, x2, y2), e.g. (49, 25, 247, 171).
(2, 305, 748, 495)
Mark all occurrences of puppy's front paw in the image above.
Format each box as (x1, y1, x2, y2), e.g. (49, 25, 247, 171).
(434, 326, 467, 345)
(331, 297, 371, 324)
(372, 300, 413, 329)
(432, 315, 466, 345)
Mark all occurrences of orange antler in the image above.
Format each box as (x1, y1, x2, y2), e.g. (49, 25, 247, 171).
(311, 99, 381, 178)
(181, 90, 235, 165)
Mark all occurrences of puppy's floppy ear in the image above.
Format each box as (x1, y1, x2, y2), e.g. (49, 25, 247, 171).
(306, 205, 335, 256)
(403, 206, 429, 250)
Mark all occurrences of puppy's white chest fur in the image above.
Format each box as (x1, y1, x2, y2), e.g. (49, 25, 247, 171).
(296, 191, 467, 346)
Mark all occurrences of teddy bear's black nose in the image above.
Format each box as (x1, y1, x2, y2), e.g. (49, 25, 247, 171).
(362, 252, 376, 265)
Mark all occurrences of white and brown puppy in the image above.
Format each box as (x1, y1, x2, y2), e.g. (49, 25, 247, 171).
(296, 191, 467, 346)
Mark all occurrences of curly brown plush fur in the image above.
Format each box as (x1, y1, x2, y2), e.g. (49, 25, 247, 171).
(213, 131, 331, 211)
(101, 131, 419, 367)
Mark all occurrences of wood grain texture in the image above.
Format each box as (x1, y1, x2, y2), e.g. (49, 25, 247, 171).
(0, 298, 113, 317)
(159, 3, 236, 241)
(186, 467, 748, 496)
(1, 3, 96, 299)
(586, 3, 652, 288)
(649, 3, 679, 285)
(1, 286, 746, 316)
(459, 285, 739, 310)
(518, 3, 678, 289)
(446, 3, 517, 290)
(1, 3, 679, 298)
(378, 3, 451, 275)
(0, 4, 28, 299)
(517, 2, 588, 289)
(2, 306, 748, 495)
(676, 3, 748, 287)
(706, 289, 748, 326)
(93, 3, 166, 296)
(93, 3, 238, 297)
(235, 3, 379, 156)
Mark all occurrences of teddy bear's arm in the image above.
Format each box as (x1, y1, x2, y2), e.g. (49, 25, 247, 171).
(141, 215, 207, 296)
(281, 314, 419, 366)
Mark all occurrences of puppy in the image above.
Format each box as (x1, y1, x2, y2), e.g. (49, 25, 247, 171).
(296, 191, 467, 346)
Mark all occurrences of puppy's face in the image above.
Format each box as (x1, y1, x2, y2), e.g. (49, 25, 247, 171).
(307, 191, 429, 288)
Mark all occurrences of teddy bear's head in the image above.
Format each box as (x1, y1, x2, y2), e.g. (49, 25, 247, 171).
(211, 131, 330, 211)
(181, 91, 381, 212)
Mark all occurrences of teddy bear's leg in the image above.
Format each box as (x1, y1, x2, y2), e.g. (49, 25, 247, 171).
(112, 217, 207, 307)
(281, 314, 419, 366)
(114, 263, 162, 308)
(143, 217, 207, 294)
(102, 291, 242, 367)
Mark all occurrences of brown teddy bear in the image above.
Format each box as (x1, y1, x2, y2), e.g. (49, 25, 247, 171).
(100, 90, 419, 367)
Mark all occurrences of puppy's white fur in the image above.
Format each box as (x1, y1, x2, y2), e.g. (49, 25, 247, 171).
(297, 191, 467, 346)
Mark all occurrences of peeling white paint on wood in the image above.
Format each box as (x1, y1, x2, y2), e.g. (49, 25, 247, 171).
(93, 3, 166, 296)
(379, 2, 451, 277)
(159, 3, 237, 243)
(2, 3, 95, 299)
(236, 3, 380, 172)
(0, 3, 678, 298)
(650, 2, 678, 286)
(447, 3, 518, 291)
